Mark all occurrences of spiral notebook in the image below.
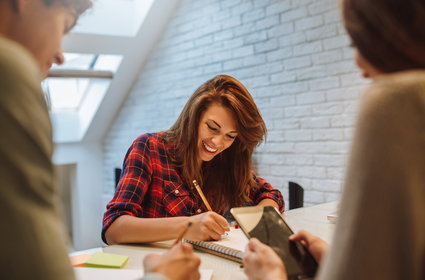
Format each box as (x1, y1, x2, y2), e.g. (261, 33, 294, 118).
(185, 227, 248, 263)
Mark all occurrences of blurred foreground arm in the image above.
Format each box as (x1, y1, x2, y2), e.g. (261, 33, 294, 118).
(143, 243, 201, 280)
(243, 238, 287, 280)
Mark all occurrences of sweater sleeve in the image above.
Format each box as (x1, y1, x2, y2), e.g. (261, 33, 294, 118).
(318, 73, 425, 280)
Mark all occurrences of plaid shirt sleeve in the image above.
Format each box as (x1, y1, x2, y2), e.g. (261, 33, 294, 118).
(101, 133, 203, 244)
(102, 134, 154, 243)
(250, 173, 285, 213)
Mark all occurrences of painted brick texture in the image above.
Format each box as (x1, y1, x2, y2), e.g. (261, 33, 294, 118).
(103, 0, 369, 208)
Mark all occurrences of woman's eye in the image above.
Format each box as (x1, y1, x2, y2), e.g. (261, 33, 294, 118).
(227, 134, 236, 139)
(206, 123, 218, 131)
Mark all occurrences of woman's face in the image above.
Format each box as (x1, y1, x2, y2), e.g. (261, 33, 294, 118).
(197, 102, 238, 162)
(354, 48, 382, 79)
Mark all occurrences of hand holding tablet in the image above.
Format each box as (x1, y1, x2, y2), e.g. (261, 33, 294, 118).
(231, 206, 318, 280)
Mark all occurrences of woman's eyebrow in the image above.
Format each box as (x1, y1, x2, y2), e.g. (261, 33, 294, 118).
(207, 119, 221, 128)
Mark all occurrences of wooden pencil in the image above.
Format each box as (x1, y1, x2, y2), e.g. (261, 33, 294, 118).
(172, 221, 193, 246)
(193, 179, 213, 212)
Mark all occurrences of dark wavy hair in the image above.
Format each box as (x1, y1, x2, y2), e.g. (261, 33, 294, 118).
(342, 0, 425, 73)
(166, 75, 267, 213)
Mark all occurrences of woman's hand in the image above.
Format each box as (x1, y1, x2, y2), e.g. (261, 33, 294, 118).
(289, 230, 329, 263)
(243, 238, 287, 280)
(143, 243, 201, 280)
(185, 211, 230, 241)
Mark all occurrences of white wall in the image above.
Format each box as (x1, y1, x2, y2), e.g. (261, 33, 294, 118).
(103, 0, 370, 208)
(53, 143, 103, 250)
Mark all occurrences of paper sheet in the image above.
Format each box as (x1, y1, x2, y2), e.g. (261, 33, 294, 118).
(74, 267, 213, 280)
(207, 227, 248, 251)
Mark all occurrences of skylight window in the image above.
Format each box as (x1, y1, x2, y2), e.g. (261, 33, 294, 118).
(72, 0, 154, 37)
(94, 55, 122, 72)
(51, 53, 122, 72)
(47, 0, 166, 143)
(44, 78, 90, 111)
(45, 53, 122, 112)
(52, 53, 95, 70)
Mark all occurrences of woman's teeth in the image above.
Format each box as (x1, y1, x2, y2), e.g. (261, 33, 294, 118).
(203, 142, 217, 153)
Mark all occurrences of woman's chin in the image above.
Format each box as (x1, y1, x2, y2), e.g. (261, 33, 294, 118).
(200, 152, 216, 162)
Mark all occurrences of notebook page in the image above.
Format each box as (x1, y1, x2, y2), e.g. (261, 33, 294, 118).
(209, 227, 248, 252)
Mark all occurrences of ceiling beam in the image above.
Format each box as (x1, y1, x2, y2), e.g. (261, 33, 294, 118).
(48, 69, 113, 79)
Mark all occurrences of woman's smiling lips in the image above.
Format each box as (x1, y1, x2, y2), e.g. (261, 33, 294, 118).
(203, 141, 217, 153)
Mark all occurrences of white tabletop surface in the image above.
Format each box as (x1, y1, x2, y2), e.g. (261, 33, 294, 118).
(73, 201, 338, 280)
(283, 201, 337, 243)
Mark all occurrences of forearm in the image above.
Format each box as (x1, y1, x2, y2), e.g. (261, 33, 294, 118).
(258, 198, 280, 209)
(105, 215, 191, 244)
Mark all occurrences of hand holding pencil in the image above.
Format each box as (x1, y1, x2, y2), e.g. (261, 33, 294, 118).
(144, 222, 200, 280)
(182, 180, 229, 241)
(144, 241, 201, 280)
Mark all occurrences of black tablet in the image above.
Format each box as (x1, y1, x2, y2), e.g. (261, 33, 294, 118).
(231, 206, 317, 280)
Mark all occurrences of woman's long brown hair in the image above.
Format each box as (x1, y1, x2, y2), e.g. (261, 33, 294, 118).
(166, 75, 267, 213)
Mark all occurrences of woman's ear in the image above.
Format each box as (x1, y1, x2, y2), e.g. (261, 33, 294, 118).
(354, 48, 382, 79)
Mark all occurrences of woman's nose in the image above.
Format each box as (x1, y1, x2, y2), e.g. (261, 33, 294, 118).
(211, 135, 225, 148)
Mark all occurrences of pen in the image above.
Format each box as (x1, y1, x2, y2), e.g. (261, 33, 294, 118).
(192, 179, 213, 212)
(172, 221, 192, 246)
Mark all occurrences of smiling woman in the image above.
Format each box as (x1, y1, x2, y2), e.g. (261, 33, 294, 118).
(197, 103, 238, 162)
(102, 74, 285, 245)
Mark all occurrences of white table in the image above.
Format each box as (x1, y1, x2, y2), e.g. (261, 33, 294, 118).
(283, 201, 337, 243)
(73, 201, 337, 280)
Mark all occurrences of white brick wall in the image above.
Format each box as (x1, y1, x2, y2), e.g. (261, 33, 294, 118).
(103, 0, 370, 208)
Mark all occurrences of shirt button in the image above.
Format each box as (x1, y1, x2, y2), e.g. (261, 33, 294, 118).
(197, 209, 202, 213)
(174, 189, 180, 194)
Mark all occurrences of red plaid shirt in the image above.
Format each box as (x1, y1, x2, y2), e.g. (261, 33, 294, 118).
(102, 132, 284, 243)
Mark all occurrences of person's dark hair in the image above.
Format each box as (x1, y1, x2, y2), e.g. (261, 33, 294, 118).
(43, 0, 92, 17)
(342, 0, 425, 73)
(167, 75, 267, 213)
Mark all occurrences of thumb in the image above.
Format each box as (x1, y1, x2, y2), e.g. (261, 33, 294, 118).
(290, 230, 314, 243)
(181, 242, 194, 253)
(247, 238, 262, 251)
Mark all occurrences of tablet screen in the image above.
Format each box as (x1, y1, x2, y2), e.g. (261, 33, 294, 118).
(231, 206, 317, 279)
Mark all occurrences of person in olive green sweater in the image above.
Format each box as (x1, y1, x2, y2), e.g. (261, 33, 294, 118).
(0, 1, 201, 280)
(0, 1, 91, 279)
